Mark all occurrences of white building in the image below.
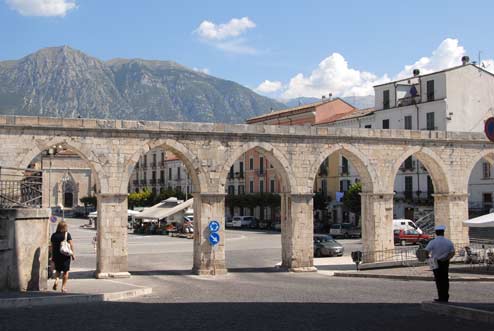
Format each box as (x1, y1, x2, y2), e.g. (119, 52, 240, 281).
(319, 59, 494, 219)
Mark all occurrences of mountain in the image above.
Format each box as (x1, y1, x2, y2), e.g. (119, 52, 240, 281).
(0, 46, 285, 123)
(283, 95, 374, 109)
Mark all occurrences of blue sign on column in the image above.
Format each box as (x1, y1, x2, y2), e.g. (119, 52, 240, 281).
(208, 232, 220, 246)
(208, 220, 220, 232)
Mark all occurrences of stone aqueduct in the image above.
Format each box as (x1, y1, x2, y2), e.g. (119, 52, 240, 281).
(0, 115, 491, 277)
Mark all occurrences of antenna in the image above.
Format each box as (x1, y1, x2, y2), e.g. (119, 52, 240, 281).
(478, 50, 482, 67)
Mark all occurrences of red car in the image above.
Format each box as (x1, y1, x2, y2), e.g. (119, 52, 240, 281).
(394, 229, 431, 246)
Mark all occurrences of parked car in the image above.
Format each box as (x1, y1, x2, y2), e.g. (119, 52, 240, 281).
(232, 216, 256, 228)
(329, 223, 361, 238)
(225, 217, 234, 228)
(313, 234, 344, 257)
(394, 229, 431, 246)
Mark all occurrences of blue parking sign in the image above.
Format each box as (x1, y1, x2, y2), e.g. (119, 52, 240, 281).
(208, 220, 220, 232)
(208, 232, 220, 246)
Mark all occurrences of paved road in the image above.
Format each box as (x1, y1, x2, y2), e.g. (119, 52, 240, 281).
(2, 218, 492, 330)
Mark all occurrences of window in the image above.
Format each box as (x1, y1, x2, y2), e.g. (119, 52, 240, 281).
(228, 185, 235, 195)
(153, 154, 156, 163)
(321, 179, 327, 196)
(177, 167, 181, 180)
(259, 157, 264, 174)
(176, 186, 181, 192)
(260, 180, 264, 193)
(339, 180, 350, 192)
(405, 176, 413, 199)
(160, 170, 164, 183)
(239, 161, 244, 177)
(249, 158, 254, 170)
(382, 119, 390, 129)
(426, 80, 435, 102)
(168, 168, 172, 180)
(152, 171, 156, 180)
(143, 155, 147, 167)
(341, 157, 349, 175)
(404, 156, 413, 170)
(483, 193, 493, 209)
(426, 112, 435, 130)
(249, 180, 254, 193)
(229, 166, 234, 178)
(238, 185, 245, 194)
(483, 162, 491, 179)
(161, 152, 165, 162)
(383, 90, 390, 109)
(404, 115, 412, 130)
(427, 176, 434, 198)
(364, 124, 372, 129)
(270, 179, 275, 193)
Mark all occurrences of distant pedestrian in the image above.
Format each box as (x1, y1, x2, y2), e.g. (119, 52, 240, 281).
(50, 221, 75, 293)
(424, 225, 455, 303)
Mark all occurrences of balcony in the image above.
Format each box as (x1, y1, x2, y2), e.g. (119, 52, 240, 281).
(140, 179, 147, 185)
(142, 163, 148, 169)
(132, 180, 139, 186)
(256, 169, 265, 177)
(150, 178, 157, 185)
(151, 162, 157, 169)
(160, 160, 165, 167)
(159, 178, 165, 185)
(394, 191, 433, 205)
(397, 95, 421, 107)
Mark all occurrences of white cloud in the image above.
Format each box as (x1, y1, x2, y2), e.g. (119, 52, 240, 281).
(255, 80, 283, 94)
(6, 0, 77, 17)
(193, 67, 210, 74)
(196, 17, 256, 41)
(258, 38, 493, 99)
(395, 38, 466, 79)
(194, 17, 257, 55)
(282, 53, 389, 99)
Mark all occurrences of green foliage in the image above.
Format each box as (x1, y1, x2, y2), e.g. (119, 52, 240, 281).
(128, 187, 187, 208)
(80, 196, 97, 207)
(226, 193, 281, 209)
(343, 182, 362, 216)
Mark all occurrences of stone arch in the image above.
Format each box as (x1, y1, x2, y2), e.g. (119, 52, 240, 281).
(218, 141, 296, 193)
(122, 138, 207, 194)
(463, 148, 494, 192)
(308, 143, 377, 193)
(16, 137, 106, 193)
(388, 146, 450, 194)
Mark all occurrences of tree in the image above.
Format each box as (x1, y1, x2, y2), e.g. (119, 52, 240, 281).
(80, 196, 97, 208)
(313, 192, 330, 211)
(342, 182, 362, 217)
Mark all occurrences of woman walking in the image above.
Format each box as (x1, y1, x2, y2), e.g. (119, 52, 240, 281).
(50, 221, 75, 293)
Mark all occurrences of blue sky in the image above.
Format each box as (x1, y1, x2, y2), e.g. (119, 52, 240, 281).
(1, 0, 493, 99)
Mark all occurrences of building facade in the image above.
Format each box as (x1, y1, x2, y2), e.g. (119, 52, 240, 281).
(319, 60, 494, 219)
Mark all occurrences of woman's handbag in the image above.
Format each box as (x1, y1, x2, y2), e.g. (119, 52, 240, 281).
(60, 232, 73, 256)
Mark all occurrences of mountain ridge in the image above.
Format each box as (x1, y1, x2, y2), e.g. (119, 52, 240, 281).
(0, 46, 285, 123)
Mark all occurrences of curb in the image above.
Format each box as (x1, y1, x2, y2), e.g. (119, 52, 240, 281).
(422, 301, 494, 324)
(333, 272, 494, 282)
(0, 287, 152, 309)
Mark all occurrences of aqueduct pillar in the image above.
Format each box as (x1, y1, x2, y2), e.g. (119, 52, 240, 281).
(95, 193, 130, 278)
(281, 193, 316, 271)
(433, 193, 470, 245)
(192, 193, 227, 275)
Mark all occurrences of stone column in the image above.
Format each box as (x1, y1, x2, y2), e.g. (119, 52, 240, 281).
(95, 193, 130, 278)
(281, 193, 317, 272)
(360, 192, 394, 262)
(433, 193, 469, 245)
(192, 193, 227, 275)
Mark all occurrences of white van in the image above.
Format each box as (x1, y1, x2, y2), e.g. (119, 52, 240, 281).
(393, 219, 422, 234)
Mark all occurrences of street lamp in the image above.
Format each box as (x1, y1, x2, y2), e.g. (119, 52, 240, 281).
(60, 169, 72, 221)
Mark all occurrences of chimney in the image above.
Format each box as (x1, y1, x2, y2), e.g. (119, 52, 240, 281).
(321, 95, 326, 100)
(413, 69, 420, 77)
(328, 93, 332, 101)
(461, 55, 470, 65)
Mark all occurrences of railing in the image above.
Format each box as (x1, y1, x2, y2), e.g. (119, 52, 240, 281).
(0, 166, 43, 208)
(356, 242, 494, 274)
(397, 95, 421, 107)
(151, 162, 157, 169)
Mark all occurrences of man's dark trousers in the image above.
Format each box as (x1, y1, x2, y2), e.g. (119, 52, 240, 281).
(433, 260, 450, 302)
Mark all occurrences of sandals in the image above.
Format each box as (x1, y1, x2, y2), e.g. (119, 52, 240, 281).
(53, 283, 58, 291)
(61, 288, 68, 293)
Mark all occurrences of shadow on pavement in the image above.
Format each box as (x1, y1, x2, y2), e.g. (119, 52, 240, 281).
(1, 302, 492, 331)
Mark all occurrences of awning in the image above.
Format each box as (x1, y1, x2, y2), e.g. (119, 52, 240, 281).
(464, 213, 494, 228)
(135, 198, 193, 221)
(89, 210, 139, 218)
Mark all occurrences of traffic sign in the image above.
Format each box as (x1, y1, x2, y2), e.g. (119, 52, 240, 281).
(50, 215, 57, 223)
(208, 220, 220, 232)
(485, 117, 494, 142)
(208, 232, 220, 246)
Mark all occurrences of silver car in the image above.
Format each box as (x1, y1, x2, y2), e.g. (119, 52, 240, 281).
(313, 234, 344, 257)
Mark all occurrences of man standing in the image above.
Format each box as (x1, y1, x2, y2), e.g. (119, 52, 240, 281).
(425, 225, 455, 302)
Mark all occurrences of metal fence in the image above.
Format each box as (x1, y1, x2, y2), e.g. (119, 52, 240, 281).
(0, 166, 43, 208)
(357, 242, 494, 274)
